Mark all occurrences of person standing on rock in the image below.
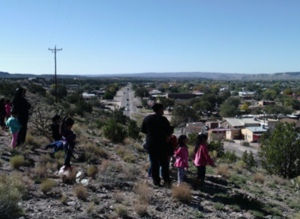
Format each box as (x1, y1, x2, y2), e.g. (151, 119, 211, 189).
(142, 103, 171, 186)
(12, 88, 31, 146)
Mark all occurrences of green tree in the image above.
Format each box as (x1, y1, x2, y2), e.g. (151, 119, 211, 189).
(259, 122, 300, 178)
(49, 84, 68, 99)
(102, 91, 114, 100)
(263, 89, 277, 100)
(242, 150, 256, 168)
(0, 81, 20, 97)
(208, 140, 224, 157)
(134, 87, 149, 99)
(103, 119, 127, 143)
(157, 97, 174, 109)
(127, 120, 140, 140)
(75, 100, 93, 116)
(27, 84, 46, 95)
(283, 89, 293, 95)
(171, 103, 198, 126)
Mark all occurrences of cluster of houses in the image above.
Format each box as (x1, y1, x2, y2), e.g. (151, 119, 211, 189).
(184, 113, 300, 143)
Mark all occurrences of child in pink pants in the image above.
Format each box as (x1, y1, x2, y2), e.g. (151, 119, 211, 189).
(6, 110, 22, 148)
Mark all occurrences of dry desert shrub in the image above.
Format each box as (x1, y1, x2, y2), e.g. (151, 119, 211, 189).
(116, 146, 136, 163)
(0, 159, 3, 167)
(41, 179, 56, 193)
(0, 173, 28, 198)
(101, 160, 111, 172)
(46, 161, 58, 172)
(134, 183, 152, 204)
(87, 202, 95, 214)
(87, 165, 99, 179)
(133, 142, 143, 152)
(61, 195, 67, 204)
(74, 184, 88, 200)
(10, 155, 24, 169)
(40, 154, 52, 165)
(54, 150, 65, 160)
(63, 168, 77, 184)
(113, 191, 125, 203)
(124, 138, 134, 146)
(134, 203, 148, 217)
(253, 173, 265, 184)
(232, 160, 247, 174)
(35, 164, 47, 178)
(115, 205, 128, 218)
(172, 183, 192, 203)
(35, 136, 50, 147)
(216, 165, 230, 178)
(25, 134, 35, 145)
(0, 179, 23, 218)
(272, 175, 290, 186)
(72, 124, 83, 137)
(143, 163, 150, 172)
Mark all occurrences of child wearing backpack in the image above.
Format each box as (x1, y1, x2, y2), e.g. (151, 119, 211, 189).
(193, 133, 215, 188)
(174, 135, 189, 186)
(6, 110, 22, 148)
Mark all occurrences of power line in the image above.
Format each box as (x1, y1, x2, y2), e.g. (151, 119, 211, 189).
(48, 45, 63, 103)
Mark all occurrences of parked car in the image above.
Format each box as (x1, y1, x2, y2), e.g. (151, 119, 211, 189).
(136, 105, 143, 108)
(125, 107, 129, 111)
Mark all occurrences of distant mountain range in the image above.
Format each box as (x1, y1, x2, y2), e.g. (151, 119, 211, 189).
(1, 71, 300, 80)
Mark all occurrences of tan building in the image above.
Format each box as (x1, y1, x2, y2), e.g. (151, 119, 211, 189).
(220, 118, 261, 129)
(241, 126, 268, 142)
(208, 128, 241, 141)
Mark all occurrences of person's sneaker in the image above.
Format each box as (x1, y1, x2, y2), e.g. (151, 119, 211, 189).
(147, 174, 152, 178)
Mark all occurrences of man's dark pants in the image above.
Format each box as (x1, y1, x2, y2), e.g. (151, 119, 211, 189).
(149, 152, 170, 185)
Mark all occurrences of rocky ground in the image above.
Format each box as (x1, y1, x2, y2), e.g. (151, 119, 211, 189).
(1, 121, 300, 219)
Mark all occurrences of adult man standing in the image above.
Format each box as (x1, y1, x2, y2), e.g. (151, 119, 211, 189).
(142, 103, 171, 186)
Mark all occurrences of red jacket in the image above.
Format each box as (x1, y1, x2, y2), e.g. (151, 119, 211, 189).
(193, 143, 214, 167)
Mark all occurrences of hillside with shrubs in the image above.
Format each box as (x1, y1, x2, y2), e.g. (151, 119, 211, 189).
(1, 80, 300, 219)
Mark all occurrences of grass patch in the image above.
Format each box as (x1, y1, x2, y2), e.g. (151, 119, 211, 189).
(229, 174, 247, 187)
(171, 183, 192, 203)
(216, 165, 230, 178)
(87, 202, 95, 214)
(74, 184, 88, 200)
(213, 202, 224, 210)
(54, 150, 65, 160)
(87, 165, 99, 179)
(134, 183, 152, 204)
(41, 179, 56, 193)
(251, 210, 265, 218)
(194, 212, 204, 218)
(116, 146, 136, 163)
(10, 155, 24, 169)
(115, 205, 128, 218)
(35, 165, 47, 179)
(134, 203, 148, 217)
(253, 173, 265, 184)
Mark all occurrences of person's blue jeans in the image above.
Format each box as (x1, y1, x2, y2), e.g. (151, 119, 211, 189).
(147, 155, 152, 176)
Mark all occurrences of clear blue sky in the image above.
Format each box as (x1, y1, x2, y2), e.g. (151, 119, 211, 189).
(1, 0, 300, 75)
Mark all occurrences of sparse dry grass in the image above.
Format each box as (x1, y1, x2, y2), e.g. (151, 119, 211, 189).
(232, 160, 246, 174)
(115, 205, 128, 218)
(171, 183, 192, 203)
(87, 165, 98, 179)
(54, 150, 65, 160)
(40, 154, 53, 165)
(143, 163, 150, 172)
(253, 173, 265, 184)
(61, 195, 67, 204)
(272, 175, 290, 186)
(101, 160, 111, 172)
(74, 184, 88, 200)
(63, 168, 77, 184)
(113, 192, 125, 203)
(134, 203, 148, 217)
(72, 124, 83, 137)
(35, 165, 47, 178)
(216, 165, 230, 178)
(116, 146, 136, 163)
(87, 202, 95, 214)
(133, 143, 143, 152)
(134, 183, 152, 204)
(25, 134, 35, 145)
(0, 159, 3, 167)
(41, 179, 56, 193)
(10, 155, 24, 169)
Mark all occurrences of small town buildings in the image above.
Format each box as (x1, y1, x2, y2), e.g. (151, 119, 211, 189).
(208, 128, 241, 141)
(238, 91, 255, 98)
(241, 126, 268, 142)
(220, 118, 261, 129)
(185, 122, 206, 133)
(258, 100, 275, 106)
(166, 93, 195, 100)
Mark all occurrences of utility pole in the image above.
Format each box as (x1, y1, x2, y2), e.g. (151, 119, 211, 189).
(48, 45, 62, 103)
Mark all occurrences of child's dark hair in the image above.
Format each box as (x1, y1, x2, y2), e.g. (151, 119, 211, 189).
(0, 98, 5, 104)
(62, 117, 74, 128)
(52, 115, 61, 122)
(5, 99, 10, 104)
(178, 135, 188, 147)
(194, 133, 208, 154)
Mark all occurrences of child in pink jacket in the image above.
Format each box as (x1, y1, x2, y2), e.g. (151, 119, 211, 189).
(174, 135, 189, 186)
(193, 133, 215, 188)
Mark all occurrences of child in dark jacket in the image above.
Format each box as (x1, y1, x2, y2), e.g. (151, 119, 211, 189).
(51, 115, 62, 141)
(193, 133, 215, 188)
(0, 99, 6, 130)
(61, 117, 76, 170)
